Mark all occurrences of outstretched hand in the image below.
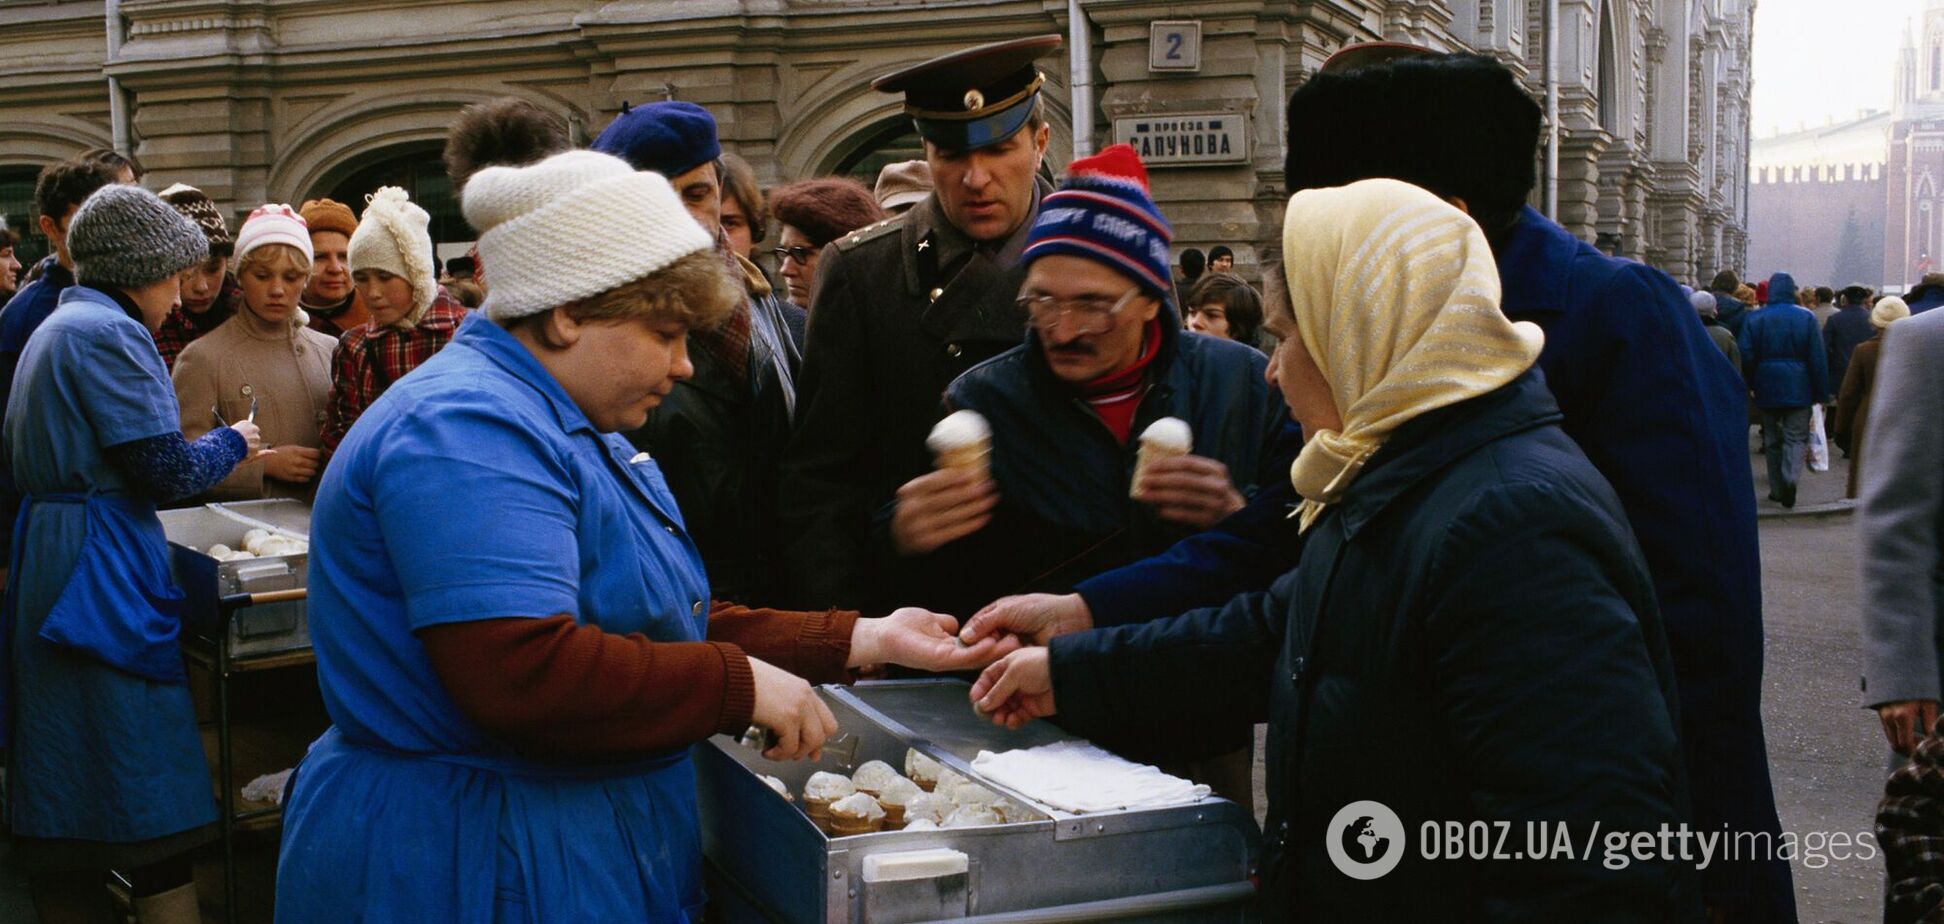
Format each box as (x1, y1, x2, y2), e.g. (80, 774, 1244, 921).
(969, 647, 1057, 730)
(850, 607, 1022, 675)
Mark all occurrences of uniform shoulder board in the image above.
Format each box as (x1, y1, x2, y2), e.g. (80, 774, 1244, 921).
(835, 214, 905, 251)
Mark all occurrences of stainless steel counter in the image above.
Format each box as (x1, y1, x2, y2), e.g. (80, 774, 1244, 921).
(698, 679, 1258, 923)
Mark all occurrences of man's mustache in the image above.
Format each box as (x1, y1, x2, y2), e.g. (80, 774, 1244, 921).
(1047, 340, 1096, 356)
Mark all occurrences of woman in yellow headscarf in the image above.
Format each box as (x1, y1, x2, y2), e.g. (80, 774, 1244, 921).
(970, 179, 1698, 922)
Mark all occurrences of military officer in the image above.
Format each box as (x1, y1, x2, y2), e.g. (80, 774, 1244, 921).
(779, 35, 1062, 610)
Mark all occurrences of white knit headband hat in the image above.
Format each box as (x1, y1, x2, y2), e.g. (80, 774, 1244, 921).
(348, 186, 437, 328)
(463, 149, 715, 321)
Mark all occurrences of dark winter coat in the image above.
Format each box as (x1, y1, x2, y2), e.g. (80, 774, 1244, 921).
(1824, 305, 1876, 394)
(1710, 290, 1750, 334)
(1904, 281, 1944, 316)
(777, 181, 1052, 610)
(1071, 207, 1790, 918)
(1737, 277, 1830, 409)
(627, 269, 799, 604)
(901, 309, 1298, 620)
(1053, 372, 1699, 922)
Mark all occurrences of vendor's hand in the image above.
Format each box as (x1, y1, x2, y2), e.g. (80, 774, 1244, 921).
(1133, 454, 1245, 529)
(960, 593, 1092, 648)
(262, 444, 321, 483)
(970, 648, 1056, 730)
(227, 420, 264, 459)
(850, 607, 1022, 674)
(749, 656, 839, 762)
(1878, 699, 1939, 756)
(891, 466, 997, 555)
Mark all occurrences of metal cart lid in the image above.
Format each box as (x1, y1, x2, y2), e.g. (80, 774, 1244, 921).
(209, 499, 312, 539)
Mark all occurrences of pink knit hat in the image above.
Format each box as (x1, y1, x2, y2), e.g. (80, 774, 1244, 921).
(234, 204, 314, 263)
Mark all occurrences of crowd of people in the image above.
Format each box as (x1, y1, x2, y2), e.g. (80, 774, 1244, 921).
(3, 29, 1944, 924)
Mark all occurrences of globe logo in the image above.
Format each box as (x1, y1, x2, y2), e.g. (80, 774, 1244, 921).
(1324, 800, 1406, 880)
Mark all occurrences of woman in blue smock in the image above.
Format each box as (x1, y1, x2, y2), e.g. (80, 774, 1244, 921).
(4, 185, 263, 923)
(274, 150, 1010, 923)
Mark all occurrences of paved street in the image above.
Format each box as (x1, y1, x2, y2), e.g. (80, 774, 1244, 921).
(1761, 462, 1882, 923)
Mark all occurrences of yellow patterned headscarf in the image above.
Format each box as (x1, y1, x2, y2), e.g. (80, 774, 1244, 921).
(1280, 178, 1545, 531)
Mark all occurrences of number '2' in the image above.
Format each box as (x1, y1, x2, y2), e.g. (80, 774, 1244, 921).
(1166, 32, 1184, 60)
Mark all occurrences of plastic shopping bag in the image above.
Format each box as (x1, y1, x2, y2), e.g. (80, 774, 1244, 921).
(1808, 405, 1831, 473)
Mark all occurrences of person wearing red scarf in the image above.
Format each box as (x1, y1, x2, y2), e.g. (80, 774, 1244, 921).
(881, 145, 1300, 809)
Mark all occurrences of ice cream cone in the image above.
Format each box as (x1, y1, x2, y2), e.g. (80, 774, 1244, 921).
(1131, 417, 1193, 499)
(928, 410, 992, 482)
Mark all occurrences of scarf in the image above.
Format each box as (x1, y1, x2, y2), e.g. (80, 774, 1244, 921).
(1280, 178, 1545, 531)
(1075, 316, 1163, 443)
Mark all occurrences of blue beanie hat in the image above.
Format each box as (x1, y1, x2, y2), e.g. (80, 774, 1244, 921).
(1022, 144, 1174, 298)
(591, 101, 723, 176)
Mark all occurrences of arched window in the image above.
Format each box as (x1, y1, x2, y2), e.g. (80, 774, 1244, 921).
(832, 119, 924, 186)
(1932, 44, 1940, 90)
(1596, 0, 1619, 133)
(315, 142, 468, 262)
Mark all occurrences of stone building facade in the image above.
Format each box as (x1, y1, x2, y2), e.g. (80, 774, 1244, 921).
(0, 0, 1752, 284)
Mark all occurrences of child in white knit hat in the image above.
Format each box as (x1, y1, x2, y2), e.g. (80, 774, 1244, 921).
(172, 204, 337, 501)
(320, 187, 470, 455)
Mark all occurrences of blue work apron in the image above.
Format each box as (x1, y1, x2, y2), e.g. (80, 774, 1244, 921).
(3, 492, 216, 841)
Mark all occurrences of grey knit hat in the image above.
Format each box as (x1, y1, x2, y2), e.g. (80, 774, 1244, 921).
(67, 184, 209, 290)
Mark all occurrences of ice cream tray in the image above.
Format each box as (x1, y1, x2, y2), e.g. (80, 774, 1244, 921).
(158, 499, 313, 659)
(697, 679, 1258, 923)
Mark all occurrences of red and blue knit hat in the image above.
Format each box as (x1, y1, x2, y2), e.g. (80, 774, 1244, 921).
(1023, 144, 1174, 300)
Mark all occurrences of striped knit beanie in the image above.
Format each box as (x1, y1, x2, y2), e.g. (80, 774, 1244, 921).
(1023, 143, 1173, 299)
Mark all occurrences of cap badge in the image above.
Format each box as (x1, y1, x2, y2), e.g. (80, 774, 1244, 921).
(963, 89, 985, 111)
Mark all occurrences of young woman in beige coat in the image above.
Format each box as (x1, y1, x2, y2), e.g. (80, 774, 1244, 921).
(173, 204, 335, 502)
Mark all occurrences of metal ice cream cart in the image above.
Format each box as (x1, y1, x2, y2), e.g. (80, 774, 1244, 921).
(698, 679, 1259, 923)
(158, 498, 317, 923)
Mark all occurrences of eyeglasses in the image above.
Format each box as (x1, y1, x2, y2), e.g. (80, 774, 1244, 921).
(772, 246, 818, 264)
(1016, 286, 1145, 336)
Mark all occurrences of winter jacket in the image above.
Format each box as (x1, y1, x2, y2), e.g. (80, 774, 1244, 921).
(172, 309, 336, 502)
(1834, 335, 1885, 499)
(1053, 372, 1698, 922)
(902, 309, 1298, 621)
(777, 182, 1052, 609)
(1825, 305, 1876, 394)
(1711, 290, 1750, 334)
(1071, 207, 1789, 918)
(1738, 284, 1830, 409)
(1705, 318, 1741, 369)
(1904, 281, 1944, 316)
(627, 259, 800, 604)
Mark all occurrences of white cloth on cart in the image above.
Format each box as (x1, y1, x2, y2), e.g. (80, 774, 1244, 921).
(970, 741, 1209, 814)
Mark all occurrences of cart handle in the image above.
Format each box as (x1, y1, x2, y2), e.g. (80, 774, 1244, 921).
(218, 588, 308, 609)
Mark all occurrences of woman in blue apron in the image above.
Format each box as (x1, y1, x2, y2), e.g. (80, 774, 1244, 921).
(4, 185, 264, 923)
(275, 150, 1011, 923)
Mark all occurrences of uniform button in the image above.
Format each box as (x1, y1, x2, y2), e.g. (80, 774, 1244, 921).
(692, 600, 704, 615)
(946, 343, 962, 357)
(1289, 656, 1305, 685)
(664, 525, 677, 535)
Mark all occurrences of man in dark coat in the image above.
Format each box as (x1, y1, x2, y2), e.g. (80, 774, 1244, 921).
(1738, 273, 1830, 509)
(1709, 270, 1751, 335)
(1825, 284, 1876, 396)
(1904, 272, 1944, 315)
(593, 102, 801, 602)
(778, 36, 1062, 609)
(889, 146, 1297, 799)
(965, 48, 1792, 922)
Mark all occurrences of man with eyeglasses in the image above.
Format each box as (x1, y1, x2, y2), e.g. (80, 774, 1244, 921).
(885, 145, 1297, 805)
(777, 36, 1065, 610)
